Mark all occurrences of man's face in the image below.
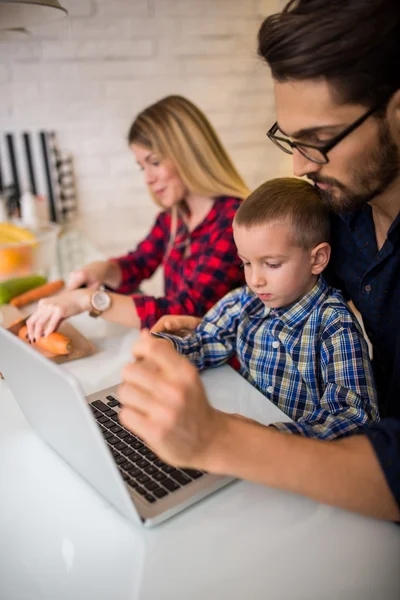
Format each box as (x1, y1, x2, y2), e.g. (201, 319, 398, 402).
(273, 80, 400, 213)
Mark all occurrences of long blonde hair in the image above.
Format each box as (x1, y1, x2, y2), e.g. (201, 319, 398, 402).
(127, 95, 250, 205)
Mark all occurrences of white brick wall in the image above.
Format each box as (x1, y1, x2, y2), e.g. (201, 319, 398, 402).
(0, 0, 292, 294)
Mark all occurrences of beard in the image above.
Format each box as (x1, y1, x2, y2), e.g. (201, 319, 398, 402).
(307, 119, 400, 214)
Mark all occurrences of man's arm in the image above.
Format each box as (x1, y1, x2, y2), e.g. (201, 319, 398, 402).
(118, 332, 400, 522)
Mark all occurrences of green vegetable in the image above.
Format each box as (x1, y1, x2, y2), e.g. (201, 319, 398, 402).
(0, 275, 47, 305)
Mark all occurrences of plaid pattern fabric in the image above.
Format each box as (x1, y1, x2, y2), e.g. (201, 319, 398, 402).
(158, 277, 379, 440)
(111, 197, 244, 328)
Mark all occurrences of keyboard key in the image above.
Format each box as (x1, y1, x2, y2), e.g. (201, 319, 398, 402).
(132, 440, 144, 450)
(154, 459, 167, 468)
(108, 436, 120, 446)
(144, 465, 158, 475)
(120, 460, 133, 471)
(115, 455, 126, 465)
(97, 415, 109, 424)
(138, 446, 151, 456)
(161, 464, 175, 474)
(110, 413, 120, 421)
(146, 452, 158, 462)
(137, 474, 151, 485)
(124, 435, 135, 445)
(111, 425, 123, 434)
(115, 441, 128, 451)
(144, 494, 156, 504)
(162, 478, 179, 492)
(104, 431, 114, 440)
(91, 400, 109, 412)
(102, 419, 114, 428)
(153, 487, 168, 499)
(153, 471, 167, 483)
(170, 471, 191, 486)
(121, 447, 135, 457)
(137, 459, 150, 469)
(136, 487, 146, 496)
(144, 480, 159, 492)
(105, 409, 117, 418)
(126, 466, 141, 478)
(118, 430, 130, 439)
(129, 452, 141, 463)
(182, 469, 204, 480)
(127, 479, 138, 489)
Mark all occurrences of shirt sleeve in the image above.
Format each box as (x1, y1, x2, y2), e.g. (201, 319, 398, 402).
(154, 288, 243, 370)
(109, 212, 168, 294)
(272, 326, 380, 440)
(366, 418, 400, 514)
(133, 209, 244, 328)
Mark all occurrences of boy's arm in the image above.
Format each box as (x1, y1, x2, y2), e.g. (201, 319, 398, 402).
(154, 288, 243, 370)
(272, 327, 379, 440)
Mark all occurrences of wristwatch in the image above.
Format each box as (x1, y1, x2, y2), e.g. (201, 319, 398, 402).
(89, 289, 112, 318)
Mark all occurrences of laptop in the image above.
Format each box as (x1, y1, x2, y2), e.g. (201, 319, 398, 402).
(0, 326, 239, 527)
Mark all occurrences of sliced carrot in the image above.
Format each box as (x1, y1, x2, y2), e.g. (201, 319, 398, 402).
(10, 279, 65, 308)
(18, 325, 72, 355)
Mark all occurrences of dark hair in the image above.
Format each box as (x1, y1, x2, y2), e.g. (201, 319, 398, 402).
(257, 0, 400, 107)
(234, 178, 330, 249)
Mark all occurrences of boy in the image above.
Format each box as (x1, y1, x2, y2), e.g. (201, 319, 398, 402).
(155, 178, 379, 440)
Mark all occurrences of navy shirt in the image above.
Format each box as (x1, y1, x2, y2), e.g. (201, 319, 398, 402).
(327, 205, 400, 511)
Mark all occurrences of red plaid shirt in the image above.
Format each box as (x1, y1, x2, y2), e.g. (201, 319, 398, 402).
(111, 196, 244, 328)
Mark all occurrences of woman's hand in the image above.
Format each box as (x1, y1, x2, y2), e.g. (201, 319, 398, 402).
(66, 261, 120, 291)
(26, 289, 91, 341)
(151, 314, 202, 337)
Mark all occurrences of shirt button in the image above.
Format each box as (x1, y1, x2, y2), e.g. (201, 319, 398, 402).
(267, 386, 273, 394)
(364, 284, 372, 293)
(272, 341, 279, 349)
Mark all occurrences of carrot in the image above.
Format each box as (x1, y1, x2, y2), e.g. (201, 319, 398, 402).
(10, 279, 65, 308)
(18, 325, 72, 355)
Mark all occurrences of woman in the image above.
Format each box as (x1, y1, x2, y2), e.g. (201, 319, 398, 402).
(27, 95, 249, 340)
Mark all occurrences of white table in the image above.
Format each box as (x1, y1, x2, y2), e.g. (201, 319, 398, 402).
(0, 313, 399, 600)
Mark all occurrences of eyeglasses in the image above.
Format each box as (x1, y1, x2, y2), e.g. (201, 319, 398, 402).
(267, 102, 385, 165)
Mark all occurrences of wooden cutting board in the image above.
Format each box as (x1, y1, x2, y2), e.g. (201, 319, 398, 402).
(0, 304, 96, 364)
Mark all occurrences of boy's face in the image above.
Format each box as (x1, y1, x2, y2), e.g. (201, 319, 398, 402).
(233, 222, 317, 309)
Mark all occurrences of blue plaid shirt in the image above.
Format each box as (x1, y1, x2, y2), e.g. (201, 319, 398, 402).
(158, 278, 379, 440)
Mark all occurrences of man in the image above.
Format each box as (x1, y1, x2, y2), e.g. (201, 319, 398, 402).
(118, 0, 400, 521)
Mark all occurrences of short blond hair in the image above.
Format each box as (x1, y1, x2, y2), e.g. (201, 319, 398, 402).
(234, 178, 330, 249)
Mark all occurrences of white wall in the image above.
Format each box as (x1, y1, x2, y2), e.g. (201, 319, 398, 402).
(0, 0, 291, 271)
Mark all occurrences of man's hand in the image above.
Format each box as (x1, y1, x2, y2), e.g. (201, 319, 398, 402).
(150, 314, 202, 337)
(118, 330, 225, 469)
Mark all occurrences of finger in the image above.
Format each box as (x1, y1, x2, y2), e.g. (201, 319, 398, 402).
(118, 405, 159, 448)
(150, 317, 172, 333)
(132, 330, 192, 380)
(32, 309, 53, 342)
(121, 360, 167, 400)
(43, 310, 64, 337)
(118, 379, 173, 420)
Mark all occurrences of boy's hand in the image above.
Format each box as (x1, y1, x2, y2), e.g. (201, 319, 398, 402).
(118, 330, 225, 470)
(151, 314, 201, 337)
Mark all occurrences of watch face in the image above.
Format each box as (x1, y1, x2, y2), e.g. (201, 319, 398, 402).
(92, 291, 111, 312)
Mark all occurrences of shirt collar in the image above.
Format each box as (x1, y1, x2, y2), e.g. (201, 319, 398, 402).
(243, 277, 330, 327)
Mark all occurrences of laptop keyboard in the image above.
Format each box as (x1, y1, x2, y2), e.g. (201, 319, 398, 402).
(89, 395, 204, 505)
